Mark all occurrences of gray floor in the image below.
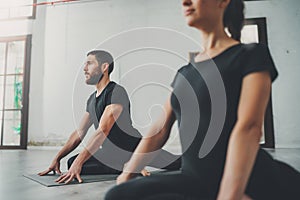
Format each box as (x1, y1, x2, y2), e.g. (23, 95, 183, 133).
(1, 147, 300, 200)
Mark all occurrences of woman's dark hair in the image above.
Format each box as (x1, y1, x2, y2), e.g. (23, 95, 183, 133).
(223, 0, 245, 41)
(87, 50, 114, 75)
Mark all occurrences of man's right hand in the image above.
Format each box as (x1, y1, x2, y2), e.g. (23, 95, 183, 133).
(38, 159, 62, 176)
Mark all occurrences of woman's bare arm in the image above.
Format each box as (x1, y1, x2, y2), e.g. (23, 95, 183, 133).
(217, 71, 272, 200)
(117, 95, 176, 183)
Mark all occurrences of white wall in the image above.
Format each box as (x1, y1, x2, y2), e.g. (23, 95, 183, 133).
(10, 0, 299, 148)
(245, 0, 300, 147)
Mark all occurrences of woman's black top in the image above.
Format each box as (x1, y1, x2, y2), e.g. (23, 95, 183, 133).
(170, 43, 278, 187)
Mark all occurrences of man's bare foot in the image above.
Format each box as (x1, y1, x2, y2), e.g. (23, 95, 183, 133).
(140, 169, 151, 176)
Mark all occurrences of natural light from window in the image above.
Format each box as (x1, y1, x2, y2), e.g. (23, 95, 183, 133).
(0, 0, 34, 20)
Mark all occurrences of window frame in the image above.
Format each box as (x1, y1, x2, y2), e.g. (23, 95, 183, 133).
(0, 35, 31, 149)
(0, 0, 37, 21)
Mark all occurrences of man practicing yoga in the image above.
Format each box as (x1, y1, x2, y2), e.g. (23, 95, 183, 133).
(38, 50, 181, 184)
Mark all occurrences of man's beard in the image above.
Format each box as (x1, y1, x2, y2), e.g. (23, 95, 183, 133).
(86, 72, 103, 85)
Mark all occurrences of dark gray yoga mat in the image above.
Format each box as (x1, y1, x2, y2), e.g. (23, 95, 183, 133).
(23, 173, 118, 187)
(24, 170, 180, 187)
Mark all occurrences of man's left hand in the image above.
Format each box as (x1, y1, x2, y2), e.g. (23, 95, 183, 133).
(55, 162, 83, 184)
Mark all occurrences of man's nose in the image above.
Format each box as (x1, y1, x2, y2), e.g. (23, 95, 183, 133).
(83, 63, 88, 71)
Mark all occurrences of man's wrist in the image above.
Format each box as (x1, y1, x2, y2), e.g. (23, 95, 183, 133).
(73, 156, 85, 166)
(54, 155, 62, 162)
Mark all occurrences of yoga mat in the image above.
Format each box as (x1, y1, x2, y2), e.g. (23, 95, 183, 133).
(23, 173, 118, 187)
(24, 170, 180, 187)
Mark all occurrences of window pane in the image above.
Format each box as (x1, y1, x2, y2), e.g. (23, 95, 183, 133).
(7, 41, 25, 75)
(0, 76, 4, 110)
(0, 111, 2, 144)
(241, 24, 259, 44)
(10, 6, 33, 18)
(0, 0, 34, 19)
(0, 43, 6, 75)
(2, 111, 21, 146)
(4, 75, 23, 110)
(0, 8, 9, 19)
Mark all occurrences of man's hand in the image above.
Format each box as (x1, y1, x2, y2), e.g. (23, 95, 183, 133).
(55, 162, 83, 184)
(38, 159, 62, 176)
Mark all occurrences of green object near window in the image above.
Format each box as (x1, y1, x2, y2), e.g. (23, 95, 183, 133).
(13, 68, 22, 134)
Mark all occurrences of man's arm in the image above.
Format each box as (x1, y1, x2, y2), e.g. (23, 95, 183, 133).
(38, 112, 92, 176)
(55, 104, 123, 184)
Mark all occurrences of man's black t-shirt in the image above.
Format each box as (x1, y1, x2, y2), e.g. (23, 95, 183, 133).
(170, 43, 278, 189)
(86, 81, 142, 152)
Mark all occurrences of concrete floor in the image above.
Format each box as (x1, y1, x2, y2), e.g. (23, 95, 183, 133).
(1, 147, 300, 200)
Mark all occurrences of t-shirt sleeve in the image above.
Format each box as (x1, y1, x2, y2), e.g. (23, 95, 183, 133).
(171, 67, 185, 88)
(107, 85, 130, 108)
(241, 43, 278, 82)
(171, 72, 179, 88)
(86, 95, 92, 112)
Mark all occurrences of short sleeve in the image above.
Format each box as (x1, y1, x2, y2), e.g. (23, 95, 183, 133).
(86, 94, 93, 112)
(171, 66, 187, 88)
(107, 85, 130, 108)
(171, 71, 179, 88)
(241, 43, 278, 82)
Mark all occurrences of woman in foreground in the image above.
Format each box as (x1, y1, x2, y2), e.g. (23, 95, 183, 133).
(105, 0, 300, 199)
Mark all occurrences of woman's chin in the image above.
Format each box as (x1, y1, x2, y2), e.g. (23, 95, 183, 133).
(185, 18, 196, 27)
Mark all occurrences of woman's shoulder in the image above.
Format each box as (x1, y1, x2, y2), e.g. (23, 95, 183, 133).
(241, 42, 270, 53)
(236, 42, 274, 63)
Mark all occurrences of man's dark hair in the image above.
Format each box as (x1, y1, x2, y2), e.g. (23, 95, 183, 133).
(87, 50, 114, 75)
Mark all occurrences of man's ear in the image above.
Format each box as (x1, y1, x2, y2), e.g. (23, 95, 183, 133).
(101, 62, 109, 73)
(218, 0, 230, 9)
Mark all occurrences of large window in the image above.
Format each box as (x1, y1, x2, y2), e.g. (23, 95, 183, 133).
(0, 0, 36, 20)
(0, 35, 31, 149)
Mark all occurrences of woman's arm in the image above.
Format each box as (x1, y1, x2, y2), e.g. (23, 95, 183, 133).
(117, 95, 176, 184)
(217, 71, 272, 200)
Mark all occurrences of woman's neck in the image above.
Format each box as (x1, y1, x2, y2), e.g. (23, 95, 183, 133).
(200, 27, 232, 51)
(193, 24, 239, 62)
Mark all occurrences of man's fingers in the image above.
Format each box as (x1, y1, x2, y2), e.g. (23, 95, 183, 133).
(55, 174, 66, 182)
(57, 175, 68, 183)
(38, 168, 51, 176)
(64, 175, 75, 184)
(76, 174, 83, 183)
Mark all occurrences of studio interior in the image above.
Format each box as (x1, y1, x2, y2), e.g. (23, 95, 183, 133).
(0, 0, 299, 199)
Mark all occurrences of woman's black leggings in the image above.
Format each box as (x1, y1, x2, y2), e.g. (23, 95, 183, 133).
(67, 149, 181, 175)
(104, 152, 300, 200)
